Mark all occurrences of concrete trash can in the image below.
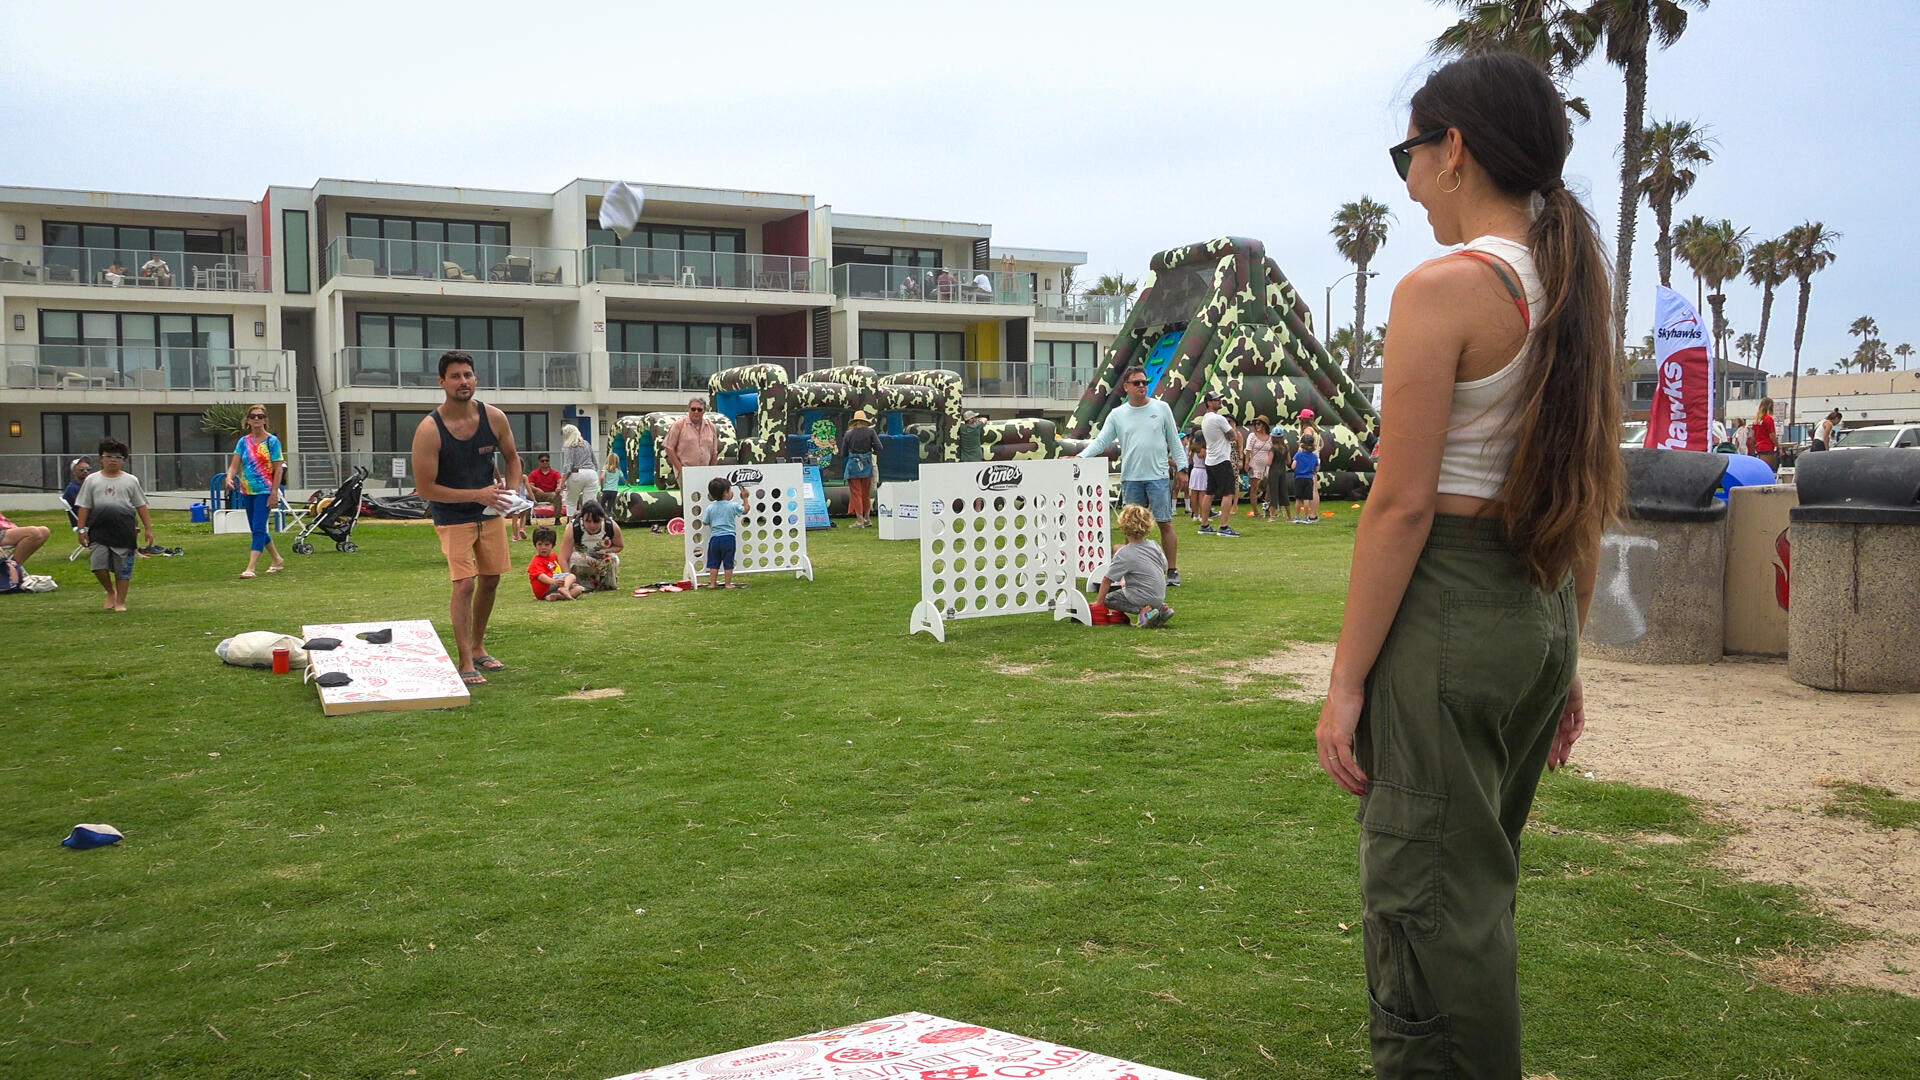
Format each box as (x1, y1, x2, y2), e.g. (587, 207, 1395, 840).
(1788, 448, 1920, 692)
(1723, 483, 1797, 657)
(1584, 448, 1730, 663)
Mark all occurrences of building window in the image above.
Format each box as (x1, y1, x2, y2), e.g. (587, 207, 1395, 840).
(154, 413, 226, 492)
(354, 313, 523, 387)
(41, 221, 236, 282)
(1632, 380, 1655, 401)
(1036, 339, 1099, 385)
(588, 223, 744, 252)
(833, 244, 942, 268)
(282, 209, 310, 293)
(860, 329, 963, 366)
(40, 309, 233, 388)
(345, 213, 510, 278)
(587, 224, 746, 285)
(504, 411, 550, 459)
(41, 412, 131, 490)
(608, 320, 751, 389)
(370, 411, 431, 455)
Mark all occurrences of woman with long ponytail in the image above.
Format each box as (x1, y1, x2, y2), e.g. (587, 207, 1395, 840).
(1315, 52, 1622, 1077)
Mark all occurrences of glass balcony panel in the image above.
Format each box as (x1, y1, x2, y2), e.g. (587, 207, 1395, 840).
(321, 238, 576, 285)
(1, 344, 288, 392)
(0, 243, 267, 290)
(338, 349, 586, 391)
(830, 263, 1033, 305)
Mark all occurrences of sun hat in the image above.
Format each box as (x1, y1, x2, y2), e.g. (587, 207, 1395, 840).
(852, 409, 871, 422)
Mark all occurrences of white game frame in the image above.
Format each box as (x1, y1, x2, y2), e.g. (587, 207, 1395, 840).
(1072, 458, 1112, 586)
(909, 460, 1093, 641)
(680, 464, 815, 587)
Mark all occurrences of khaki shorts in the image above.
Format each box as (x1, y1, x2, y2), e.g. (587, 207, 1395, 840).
(435, 519, 510, 581)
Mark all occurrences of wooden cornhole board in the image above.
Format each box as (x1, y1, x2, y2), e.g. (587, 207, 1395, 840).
(301, 619, 468, 715)
(603, 1011, 1199, 1080)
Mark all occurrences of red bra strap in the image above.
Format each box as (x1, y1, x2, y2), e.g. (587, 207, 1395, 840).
(1454, 250, 1530, 330)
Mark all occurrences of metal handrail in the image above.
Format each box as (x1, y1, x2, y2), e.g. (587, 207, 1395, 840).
(3, 344, 290, 392)
(323, 237, 577, 286)
(586, 247, 826, 292)
(335, 347, 589, 391)
(831, 264, 1035, 305)
(0, 243, 268, 291)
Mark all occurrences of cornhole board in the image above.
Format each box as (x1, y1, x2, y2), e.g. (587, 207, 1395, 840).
(604, 1012, 1199, 1080)
(300, 619, 469, 715)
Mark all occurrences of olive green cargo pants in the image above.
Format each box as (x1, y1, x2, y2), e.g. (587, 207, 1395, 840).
(1355, 515, 1577, 1079)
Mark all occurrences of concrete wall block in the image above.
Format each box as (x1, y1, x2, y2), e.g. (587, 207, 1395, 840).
(1583, 519, 1726, 664)
(1788, 522, 1920, 692)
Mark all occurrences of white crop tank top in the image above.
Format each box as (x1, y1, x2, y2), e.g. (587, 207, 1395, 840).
(1434, 234, 1544, 500)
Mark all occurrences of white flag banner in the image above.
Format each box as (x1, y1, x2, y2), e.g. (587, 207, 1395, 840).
(1645, 285, 1715, 451)
(597, 181, 645, 240)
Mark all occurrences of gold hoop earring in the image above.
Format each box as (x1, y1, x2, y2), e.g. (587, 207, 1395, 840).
(1437, 169, 1462, 194)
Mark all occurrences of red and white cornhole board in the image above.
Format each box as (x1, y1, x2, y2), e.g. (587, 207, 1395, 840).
(301, 619, 468, 715)
(604, 1012, 1199, 1080)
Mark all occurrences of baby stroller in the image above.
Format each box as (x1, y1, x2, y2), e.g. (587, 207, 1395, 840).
(291, 466, 368, 555)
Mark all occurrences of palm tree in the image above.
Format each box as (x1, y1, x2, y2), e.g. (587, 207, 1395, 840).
(1328, 325, 1386, 368)
(1429, 1, 1599, 117)
(1584, 0, 1708, 343)
(1087, 273, 1138, 306)
(1743, 235, 1791, 366)
(1694, 219, 1747, 367)
(1897, 342, 1914, 371)
(1784, 221, 1841, 426)
(1847, 315, 1879, 344)
(1637, 119, 1714, 284)
(1329, 197, 1394, 374)
(1734, 332, 1755, 363)
(1671, 214, 1710, 310)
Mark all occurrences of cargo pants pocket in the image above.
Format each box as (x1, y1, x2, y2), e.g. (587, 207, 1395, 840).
(1358, 781, 1448, 940)
(1439, 590, 1550, 711)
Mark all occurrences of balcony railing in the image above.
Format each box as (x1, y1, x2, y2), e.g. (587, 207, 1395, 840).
(4, 344, 290, 393)
(608, 352, 815, 392)
(832, 264, 1034, 305)
(587, 247, 826, 292)
(323, 237, 576, 286)
(0, 244, 268, 292)
(1036, 294, 1128, 325)
(1, 452, 250, 496)
(336, 347, 587, 391)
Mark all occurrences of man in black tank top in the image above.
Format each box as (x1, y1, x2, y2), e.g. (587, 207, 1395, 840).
(411, 351, 523, 685)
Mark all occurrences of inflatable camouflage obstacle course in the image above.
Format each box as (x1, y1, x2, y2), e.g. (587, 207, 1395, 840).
(1065, 237, 1380, 493)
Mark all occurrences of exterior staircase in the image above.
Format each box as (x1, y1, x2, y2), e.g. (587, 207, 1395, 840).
(295, 393, 338, 492)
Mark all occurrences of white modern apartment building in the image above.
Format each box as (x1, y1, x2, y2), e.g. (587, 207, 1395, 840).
(0, 178, 1122, 503)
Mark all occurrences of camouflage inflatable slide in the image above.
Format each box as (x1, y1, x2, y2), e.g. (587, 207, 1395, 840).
(1065, 237, 1380, 493)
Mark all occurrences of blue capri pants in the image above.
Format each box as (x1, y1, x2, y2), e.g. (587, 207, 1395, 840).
(240, 491, 274, 552)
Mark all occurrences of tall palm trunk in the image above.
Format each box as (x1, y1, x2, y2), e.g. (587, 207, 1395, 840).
(1754, 283, 1775, 363)
(1654, 199, 1673, 284)
(1350, 265, 1372, 375)
(1788, 274, 1813, 427)
(1612, 49, 1649, 345)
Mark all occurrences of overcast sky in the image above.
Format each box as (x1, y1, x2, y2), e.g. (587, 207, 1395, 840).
(3, 0, 1910, 376)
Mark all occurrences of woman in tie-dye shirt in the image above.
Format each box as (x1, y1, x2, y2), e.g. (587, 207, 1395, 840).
(223, 404, 286, 578)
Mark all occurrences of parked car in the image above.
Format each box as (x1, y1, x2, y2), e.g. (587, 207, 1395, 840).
(1620, 421, 1647, 448)
(1831, 423, 1920, 450)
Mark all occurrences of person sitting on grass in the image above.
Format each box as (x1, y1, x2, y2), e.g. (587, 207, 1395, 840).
(1092, 504, 1173, 628)
(526, 526, 583, 601)
(74, 437, 154, 612)
(0, 508, 51, 570)
(1292, 433, 1322, 524)
(557, 500, 622, 592)
(701, 476, 745, 589)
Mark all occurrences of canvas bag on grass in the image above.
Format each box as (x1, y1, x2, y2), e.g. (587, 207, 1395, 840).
(216, 632, 309, 669)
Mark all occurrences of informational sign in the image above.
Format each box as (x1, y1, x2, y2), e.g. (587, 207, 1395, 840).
(909, 460, 1092, 641)
(876, 480, 920, 541)
(679, 463, 814, 587)
(802, 465, 832, 529)
(301, 619, 468, 716)
(603, 1011, 1199, 1080)
(1645, 284, 1715, 451)
(391, 456, 407, 479)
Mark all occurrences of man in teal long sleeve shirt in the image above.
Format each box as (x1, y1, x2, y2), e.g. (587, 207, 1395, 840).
(1079, 365, 1186, 586)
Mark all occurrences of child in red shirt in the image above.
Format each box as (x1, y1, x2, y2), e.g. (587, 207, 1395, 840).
(527, 526, 583, 601)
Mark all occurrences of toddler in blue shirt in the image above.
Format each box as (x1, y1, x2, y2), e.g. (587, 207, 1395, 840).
(701, 477, 746, 588)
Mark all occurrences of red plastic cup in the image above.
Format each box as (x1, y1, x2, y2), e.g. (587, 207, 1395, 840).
(272, 647, 291, 674)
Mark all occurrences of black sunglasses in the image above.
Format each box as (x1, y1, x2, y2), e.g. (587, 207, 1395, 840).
(1125, 379, 1147, 387)
(1390, 128, 1448, 181)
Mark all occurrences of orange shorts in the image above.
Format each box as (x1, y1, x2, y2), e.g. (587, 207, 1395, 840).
(435, 518, 511, 581)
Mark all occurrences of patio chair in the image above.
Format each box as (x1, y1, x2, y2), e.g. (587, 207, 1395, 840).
(596, 266, 632, 284)
(342, 257, 376, 276)
(535, 265, 565, 285)
(441, 260, 479, 282)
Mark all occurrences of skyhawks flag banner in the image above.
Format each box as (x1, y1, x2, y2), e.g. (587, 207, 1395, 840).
(1645, 285, 1715, 451)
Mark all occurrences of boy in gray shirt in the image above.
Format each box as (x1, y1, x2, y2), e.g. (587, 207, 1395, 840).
(74, 437, 154, 612)
(1093, 504, 1174, 628)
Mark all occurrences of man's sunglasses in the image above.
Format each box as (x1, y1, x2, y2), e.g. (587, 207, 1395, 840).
(1125, 378, 1147, 387)
(1390, 128, 1448, 181)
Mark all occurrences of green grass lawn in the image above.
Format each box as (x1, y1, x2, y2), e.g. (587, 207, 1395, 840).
(4, 505, 1915, 1078)
(1823, 782, 1920, 832)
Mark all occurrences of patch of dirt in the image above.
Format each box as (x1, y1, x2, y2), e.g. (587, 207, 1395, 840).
(555, 687, 624, 701)
(993, 661, 1050, 676)
(1250, 642, 1920, 996)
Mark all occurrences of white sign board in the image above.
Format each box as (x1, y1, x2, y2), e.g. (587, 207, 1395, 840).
(1072, 458, 1112, 586)
(680, 463, 814, 586)
(390, 456, 408, 480)
(909, 460, 1092, 641)
(604, 1011, 1199, 1080)
(876, 480, 920, 541)
(301, 619, 468, 715)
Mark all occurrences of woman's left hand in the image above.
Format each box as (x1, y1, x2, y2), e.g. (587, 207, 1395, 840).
(1547, 674, 1586, 772)
(1316, 685, 1369, 797)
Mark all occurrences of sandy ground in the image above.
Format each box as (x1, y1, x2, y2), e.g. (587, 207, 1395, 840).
(1252, 643, 1920, 997)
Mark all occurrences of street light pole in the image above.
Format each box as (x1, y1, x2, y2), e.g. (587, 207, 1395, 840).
(1323, 269, 1380, 358)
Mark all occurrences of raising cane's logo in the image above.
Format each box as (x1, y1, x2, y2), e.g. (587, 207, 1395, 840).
(976, 465, 1023, 490)
(729, 467, 765, 486)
